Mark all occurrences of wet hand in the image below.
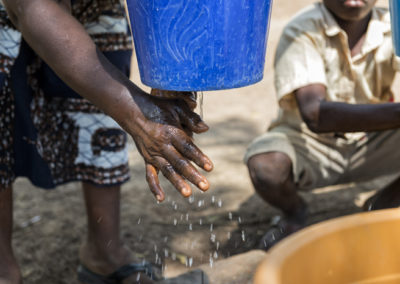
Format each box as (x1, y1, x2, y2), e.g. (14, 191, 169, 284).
(127, 88, 213, 202)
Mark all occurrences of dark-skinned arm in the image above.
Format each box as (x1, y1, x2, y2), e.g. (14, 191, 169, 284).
(3, 0, 213, 201)
(295, 84, 400, 133)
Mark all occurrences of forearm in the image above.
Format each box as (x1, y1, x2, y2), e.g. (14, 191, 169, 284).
(3, 0, 143, 132)
(314, 101, 400, 133)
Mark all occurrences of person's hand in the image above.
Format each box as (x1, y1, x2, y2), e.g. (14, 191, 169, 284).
(126, 88, 213, 202)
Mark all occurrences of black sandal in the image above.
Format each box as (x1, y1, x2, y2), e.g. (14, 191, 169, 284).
(258, 216, 290, 251)
(77, 262, 162, 284)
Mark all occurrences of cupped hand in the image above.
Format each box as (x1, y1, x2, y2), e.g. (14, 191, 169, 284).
(127, 88, 213, 202)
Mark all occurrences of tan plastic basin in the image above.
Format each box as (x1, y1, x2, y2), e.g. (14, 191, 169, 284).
(254, 209, 400, 284)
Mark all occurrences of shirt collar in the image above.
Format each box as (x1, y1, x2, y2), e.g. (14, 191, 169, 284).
(320, 4, 390, 53)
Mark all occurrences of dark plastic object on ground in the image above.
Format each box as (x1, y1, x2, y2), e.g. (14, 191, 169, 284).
(126, 0, 273, 91)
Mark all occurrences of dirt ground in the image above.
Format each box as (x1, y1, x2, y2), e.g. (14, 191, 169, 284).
(12, 0, 397, 283)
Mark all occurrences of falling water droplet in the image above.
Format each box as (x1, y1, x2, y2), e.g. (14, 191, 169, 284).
(210, 233, 216, 243)
(189, 195, 195, 203)
(238, 217, 242, 224)
(188, 257, 193, 267)
(210, 224, 213, 232)
(213, 251, 218, 259)
(228, 212, 232, 220)
(173, 219, 177, 226)
(241, 230, 246, 242)
(218, 199, 222, 207)
(137, 218, 141, 225)
(211, 196, 215, 203)
(199, 218, 203, 225)
(189, 223, 193, 231)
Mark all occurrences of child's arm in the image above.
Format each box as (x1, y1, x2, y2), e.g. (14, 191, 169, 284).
(3, 0, 213, 201)
(295, 84, 400, 133)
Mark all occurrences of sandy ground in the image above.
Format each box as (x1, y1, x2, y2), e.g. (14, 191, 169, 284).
(12, 0, 397, 283)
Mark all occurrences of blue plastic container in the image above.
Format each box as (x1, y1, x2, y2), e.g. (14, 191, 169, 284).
(390, 0, 400, 56)
(126, 0, 273, 91)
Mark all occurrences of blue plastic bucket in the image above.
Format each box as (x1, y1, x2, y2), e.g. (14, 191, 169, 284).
(390, 0, 400, 56)
(126, 0, 273, 91)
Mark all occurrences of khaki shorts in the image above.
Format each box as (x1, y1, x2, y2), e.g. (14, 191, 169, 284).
(244, 126, 400, 190)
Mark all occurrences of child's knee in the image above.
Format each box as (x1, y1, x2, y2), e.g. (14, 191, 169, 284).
(247, 152, 292, 187)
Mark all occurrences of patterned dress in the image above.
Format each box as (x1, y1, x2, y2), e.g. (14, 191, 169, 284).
(0, 0, 132, 189)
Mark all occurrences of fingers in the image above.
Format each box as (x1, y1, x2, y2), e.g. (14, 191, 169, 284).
(172, 133, 213, 172)
(163, 145, 210, 192)
(155, 157, 193, 198)
(145, 163, 165, 202)
(176, 103, 209, 134)
(179, 92, 197, 110)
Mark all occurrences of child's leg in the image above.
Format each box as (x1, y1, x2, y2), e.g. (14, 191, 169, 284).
(0, 186, 21, 284)
(79, 182, 153, 284)
(247, 152, 307, 223)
